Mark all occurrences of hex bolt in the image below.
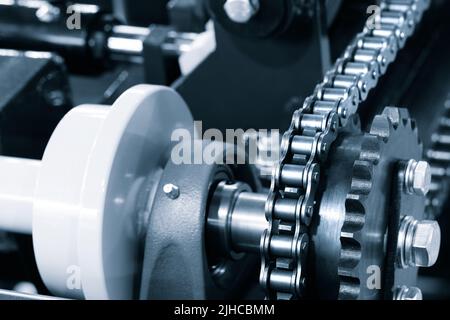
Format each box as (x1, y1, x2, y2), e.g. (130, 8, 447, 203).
(394, 286, 423, 300)
(404, 159, 431, 196)
(224, 0, 260, 24)
(163, 183, 180, 200)
(396, 216, 441, 268)
(36, 3, 61, 23)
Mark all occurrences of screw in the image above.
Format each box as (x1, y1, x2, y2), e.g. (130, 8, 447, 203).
(163, 183, 180, 200)
(397, 216, 441, 268)
(404, 159, 431, 196)
(224, 0, 260, 24)
(45, 90, 66, 108)
(394, 286, 423, 300)
(36, 3, 61, 23)
(411, 220, 441, 267)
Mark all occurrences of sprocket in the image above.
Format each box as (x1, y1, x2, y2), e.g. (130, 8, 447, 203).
(310, 107, 424, 299)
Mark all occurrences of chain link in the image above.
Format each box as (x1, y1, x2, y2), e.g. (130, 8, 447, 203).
(426, 93, 450, 219)
(260, 0, 431, 300)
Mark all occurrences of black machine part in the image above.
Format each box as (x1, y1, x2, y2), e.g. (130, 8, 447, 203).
(311, 108, 424, 299)
(0, 1, 195, 83)
(0, 1, 117, 73)
(0, 51, 72, 159)
(208, 0, 342, 38)
(139, 142, 261, 299)
(206, 109, 437, 300)
(175, 0, 332, 132)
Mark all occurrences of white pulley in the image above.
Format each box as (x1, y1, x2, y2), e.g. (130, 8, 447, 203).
(0, 85, 194, 299)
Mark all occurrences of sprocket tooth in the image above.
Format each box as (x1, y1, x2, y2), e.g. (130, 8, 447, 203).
(431, 133, 450, 147)
(411, 120, 423, 148)
(410, 118, 417, 131)
(360, 135, 381, 165)
(427, 149, 450, 162)
(382, 107, 411, 129)
(338, 238, 362, 270)
(350, 160, 373, 195)
(338, 276, 360, 300)
(402, 118, 422, 148)
(335, 105, 423, 299)
(342, 198, 366, 233)
(425, 95, 450, 218)
(445, 98, 450, 110)
(370, 115, 393, 141)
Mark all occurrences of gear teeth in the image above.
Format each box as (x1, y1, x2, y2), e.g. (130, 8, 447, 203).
(360, 135, 381, 165)
(445, 97, 450, 109)
(370, 115, 393, 141)
(431, 133, 450, 145)
(439, 117, 450, 129)
(338, 277, 360, 300)
(401, 118, 422, 148)
(338, 107, 422, 299)
(339, 238, 362, 270)
(382, 107, 411, 129)
(342, 198, 366, 233)
(425, 94, 450, 218)
(429, 180, 442, 192)
(350, 160, 373, 195)
(410, 119, 423, 147)
(427, 149, 450, 162)
(410, 118, 417, 131)
(430, 164, 447, 177)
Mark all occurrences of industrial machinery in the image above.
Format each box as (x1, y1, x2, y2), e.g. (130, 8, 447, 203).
(0, 0, 449, 302)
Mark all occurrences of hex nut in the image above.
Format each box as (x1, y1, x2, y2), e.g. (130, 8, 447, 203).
(224, 0, 260, 24)
(163, 183, 180, 200)
(412, 220, 441, 267)
(405, 160, 431, 196)
(395, 286, 423, 300)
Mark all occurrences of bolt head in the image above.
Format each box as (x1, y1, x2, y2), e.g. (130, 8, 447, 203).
(399, 286, 423, 300)
(36, 4, 60, 23)
(382, 107, 409, 128)
(412, 220, 441, 267)
(163, 183, 180, 200)
(224, 0, 259, 24)
(406, 160, 432, 196)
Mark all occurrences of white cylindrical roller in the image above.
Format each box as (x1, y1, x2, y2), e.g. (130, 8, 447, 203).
(0, 157, 40, 234)
(0, 84, 195, 300)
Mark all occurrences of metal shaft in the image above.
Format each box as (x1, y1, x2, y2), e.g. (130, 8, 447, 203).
(0, 2, 196, 66)
(107, 25, 197, 63)
(230, 192, 268, 253)
(0, 1, 104, 67)
(107, 25, 149, 63)
(206, 181, 268, 258)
